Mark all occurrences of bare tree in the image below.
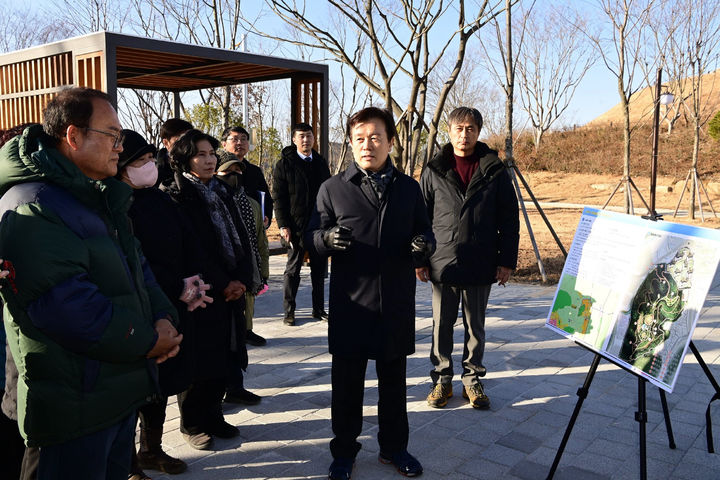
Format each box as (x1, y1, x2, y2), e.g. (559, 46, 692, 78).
(664, 0, 720, 219)
(131, 0, 247, 129)
(650, 2, 687, 135)
(247, 0, 517, 174)
(51, 0, 130, 33)
(516, 3, 595, 150)
(0, 6, 67, 53)
(478, 0, 534, 160)
(329, 62, 367, 174)
(427, 46, 506, 145)
(586, 0, 658, 214)
(118, 89, 175, 145)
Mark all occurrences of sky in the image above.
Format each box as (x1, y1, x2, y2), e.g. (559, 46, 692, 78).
(13, 0, 623, 127)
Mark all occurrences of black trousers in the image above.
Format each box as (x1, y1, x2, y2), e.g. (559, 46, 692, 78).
(177, 378, 226, 435)
(330, 355, 409, 460)
(137, 396, 167, 432)
(283, 243, 327, 315)
(0, 407, 25, 479)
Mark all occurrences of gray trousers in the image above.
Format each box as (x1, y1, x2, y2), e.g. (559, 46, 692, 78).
(430, 282, 492, 386)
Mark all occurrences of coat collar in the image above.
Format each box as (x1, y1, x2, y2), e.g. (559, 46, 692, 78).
(341, 158, 396, 183)
(427, 141, 505, 196)
(428, 141, 499, 174)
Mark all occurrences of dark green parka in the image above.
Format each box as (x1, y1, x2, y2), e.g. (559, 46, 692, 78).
(0, 125, 176, 447)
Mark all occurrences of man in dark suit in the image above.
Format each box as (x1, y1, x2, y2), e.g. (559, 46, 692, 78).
(307, 107, 434, 480)
(272, 123, 331, 325)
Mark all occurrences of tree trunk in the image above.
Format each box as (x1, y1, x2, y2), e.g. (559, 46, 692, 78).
(691, 118, 701, 219)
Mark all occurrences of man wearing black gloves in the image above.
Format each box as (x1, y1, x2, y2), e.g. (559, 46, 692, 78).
(307, 107, 434, 480)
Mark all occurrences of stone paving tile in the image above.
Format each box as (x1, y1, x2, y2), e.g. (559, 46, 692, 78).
(553, 465, 611, 480)
(509, 459, 554, 479)
(497, 431, 543, 454)
(141, 255, 720, 479)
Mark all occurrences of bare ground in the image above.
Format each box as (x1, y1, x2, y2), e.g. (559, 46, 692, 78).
(266, 170, 720, 285)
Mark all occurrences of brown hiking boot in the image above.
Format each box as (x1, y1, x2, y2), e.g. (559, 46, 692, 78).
(463, 382, 490, 409)
(138, 427, 187, 474)
(137, 450, 187, 475)
(426, 383, 453, 408)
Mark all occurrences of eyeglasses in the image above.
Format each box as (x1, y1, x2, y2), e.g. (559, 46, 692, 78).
(226, 135, 249, 143)
(85, 127, 125, 149)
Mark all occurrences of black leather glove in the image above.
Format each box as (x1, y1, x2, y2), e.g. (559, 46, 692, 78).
(323, 225, 353, 251)
(411, 234, 434, 262)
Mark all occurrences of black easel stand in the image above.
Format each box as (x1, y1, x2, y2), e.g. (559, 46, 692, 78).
(643, 202, 720, 453)
(546, 351, 676, 480)
(689, 341, 720, 453)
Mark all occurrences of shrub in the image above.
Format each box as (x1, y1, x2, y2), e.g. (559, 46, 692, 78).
(709, 110, 720, 141)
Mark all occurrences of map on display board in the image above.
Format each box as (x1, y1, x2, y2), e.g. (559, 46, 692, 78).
(546, 207, 720, 392)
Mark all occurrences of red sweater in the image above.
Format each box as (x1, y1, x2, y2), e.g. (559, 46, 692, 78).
(453, 152, 480, 192)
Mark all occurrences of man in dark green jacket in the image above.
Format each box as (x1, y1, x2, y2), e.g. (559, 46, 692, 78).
(0, 87, 182, 479)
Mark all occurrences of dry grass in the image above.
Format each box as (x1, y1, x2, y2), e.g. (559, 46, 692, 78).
(487, 123, 720, 180)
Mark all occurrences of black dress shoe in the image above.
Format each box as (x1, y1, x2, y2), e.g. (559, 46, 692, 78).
(207, 420, 239, 439)
(328, 457, 354, 480)
(225, 388, 262, 405)
(313, 310, 329, 321)
(379, 450, 423, 477)
(246, 330, 267, 346)
(284, 312, 295, 326)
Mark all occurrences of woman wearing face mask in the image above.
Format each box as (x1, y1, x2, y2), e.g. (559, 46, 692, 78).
(117, 130, 213, 480)
(163, 129, 260, 452)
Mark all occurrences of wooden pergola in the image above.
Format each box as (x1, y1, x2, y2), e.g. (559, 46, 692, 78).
(0, 31, 329, 154)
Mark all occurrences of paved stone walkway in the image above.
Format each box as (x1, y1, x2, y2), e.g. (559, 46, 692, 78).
(146, 255, 720, 480)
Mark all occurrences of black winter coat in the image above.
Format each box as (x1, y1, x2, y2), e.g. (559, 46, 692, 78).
(307, 161, 434, 360)
(155, 148, 174, 189)
(162, 174, 251, 376)
(239, 159, 274, 224)
(127, 187, 205, 395)
(420, 142, 519, 286)
(273, 146, 330, 249)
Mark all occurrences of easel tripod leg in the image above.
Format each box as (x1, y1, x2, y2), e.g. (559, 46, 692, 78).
(546, 354, 601, 480)
(636, 378, 647, 480)
(659, 389, 676, 449)
(689, 341, 720, 453)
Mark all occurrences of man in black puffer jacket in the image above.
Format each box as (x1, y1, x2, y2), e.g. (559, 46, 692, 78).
(272, 123, 331, 325)
(417, 107, 519, 411)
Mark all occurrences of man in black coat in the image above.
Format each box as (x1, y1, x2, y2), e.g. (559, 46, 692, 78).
(417, 107, 519, 411)
(273, 123, 331, 325)
(307, 107, 434, 480)
(220, 126, 274, 227)
(155, 118, 193, 188)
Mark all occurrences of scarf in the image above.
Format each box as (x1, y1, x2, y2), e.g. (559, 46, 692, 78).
(356, 159, 394, 200)
(182, 173, 246, 272)
(229, 186, 264, 292)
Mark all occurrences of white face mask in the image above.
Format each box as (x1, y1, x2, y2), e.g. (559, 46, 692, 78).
(124, 161, 158, 188)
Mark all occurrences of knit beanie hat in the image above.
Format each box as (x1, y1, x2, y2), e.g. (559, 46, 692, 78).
(216, 149, 246, 172)
(117, 129, 157, 172)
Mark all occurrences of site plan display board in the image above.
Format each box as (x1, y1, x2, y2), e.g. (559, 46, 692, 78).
(546, 207, 720, 392)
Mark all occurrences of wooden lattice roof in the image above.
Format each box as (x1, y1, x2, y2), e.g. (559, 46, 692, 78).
(0, 31, 329, 152)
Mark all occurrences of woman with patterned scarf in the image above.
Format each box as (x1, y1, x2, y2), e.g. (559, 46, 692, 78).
(163, 129, 260, 451)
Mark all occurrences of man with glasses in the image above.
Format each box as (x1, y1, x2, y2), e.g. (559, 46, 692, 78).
(0, 87, 182, 479)
(220, 126, 273, 228)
